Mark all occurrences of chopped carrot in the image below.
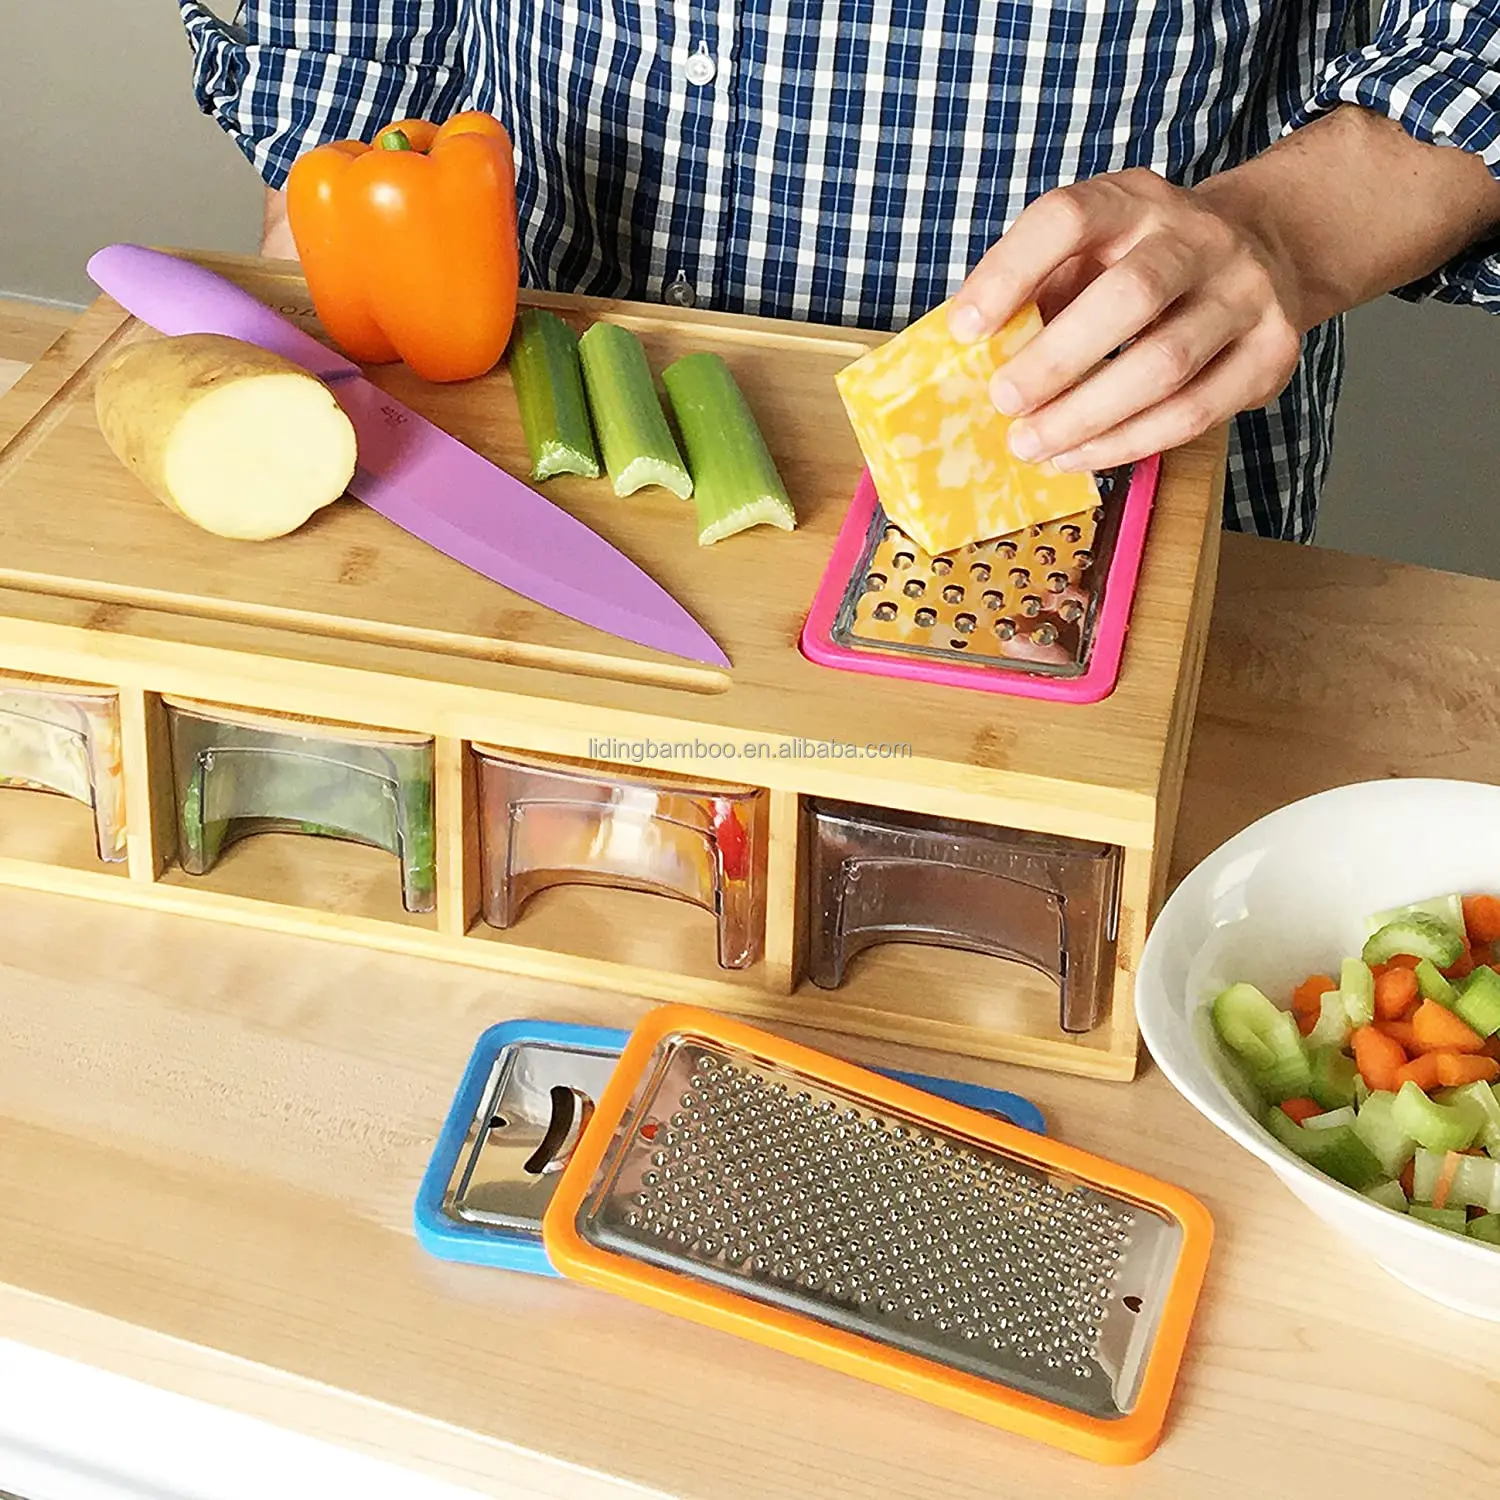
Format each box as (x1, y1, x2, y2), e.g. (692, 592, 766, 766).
(1410, 999, 1486, 1055)
(1291, 974, 1337, 1035)
(1394, 1053, 1444, 1091)
(1431, 1151, 1464, 1211)
(1463, 894, 1500, 944)
(1374, 966, 1420, 1021)
(1375, 1018, 1419, 1050)
(1385, 953, 1422, 970)
(1443, 946, 1477, 981)
(1399, 1160, 1416, 1199)
(1351, 1025, 1408, 1094)
(1482, 1034, 1500, 1063)
(1279, 1097, 1324, 1124)
(1434, 1053, 1500, 1087)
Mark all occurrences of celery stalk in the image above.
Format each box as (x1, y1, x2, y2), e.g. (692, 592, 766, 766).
(1414, 957, 1457, 1006)
(509, 309, 601, 481)
(1265, 1106, 1385, 1190)
(1409, 1204, 1468, 1235)
(1391, 1080, 1483, 1153)
(1454, 965, 1500, 1037)
(1352, 1091, 1419, 1176)
(662, 351, 797, 545)
(1437, 1080, 1500, 1152)
(1469, 1213, 1500, 1244)
(578, 322, 693, 498)
(1308, 1046, 1359, 1111)
(1338, 957, 1376, 1027)
(1361, 1179, 1409, 1213)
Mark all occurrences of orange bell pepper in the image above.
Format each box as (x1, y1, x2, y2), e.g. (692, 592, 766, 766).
(285, 111, 519, 383)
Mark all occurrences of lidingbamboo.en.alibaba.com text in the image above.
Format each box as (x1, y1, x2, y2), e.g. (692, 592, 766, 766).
(587, 737, 913, 764)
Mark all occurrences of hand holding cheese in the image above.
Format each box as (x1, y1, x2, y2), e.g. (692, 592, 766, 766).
(94, 333, 357, 541)
(835, 300, 1101, 557)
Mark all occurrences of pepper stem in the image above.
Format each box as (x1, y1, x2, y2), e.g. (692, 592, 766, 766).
(378, 128, 414, 152)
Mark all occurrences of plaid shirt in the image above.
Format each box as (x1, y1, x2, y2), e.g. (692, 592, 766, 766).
(180, 0, 1500, 540)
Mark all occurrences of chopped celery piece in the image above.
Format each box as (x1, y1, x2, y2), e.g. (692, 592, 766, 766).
(1391, 1079, 1483, 1153)
(578, 322, 693, 498)
(1211, 983, 1311, 1101)
(1453, 964, 1500, 1037)
(1366, 894, 1466, 939)
(1353, 1091, 1419, 1176)
(508, 308, 602, 481)
(1411, 1148, 1445, 1203)
(1469, 1213, 1500, 1244)
(1361, 913, 1465, 970)
(1437, 1081, 1500, 1153)
(1338, 957, 1375, 1027)
(1265, 1106, 1385, 1190)
(1408, 1205, 1469, 1235)
(1302, 1104, 1357, 1131)
(1410, 1147, 1500, 1209)
(1307, 991, 1352, 1050)
(1308, 1046, 1359, 1111)
(1414, 958, 1457, 1006)
(1195, 1004, 1275, 1120)
(1362, 1179, 1409, 1213)
(1353, 1074, 1371, 1108)
(661, 352, 797, 546)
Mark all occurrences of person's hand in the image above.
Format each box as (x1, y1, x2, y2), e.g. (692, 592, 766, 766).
(260, 187, 299, 261)
(948, 167, 1305, 472)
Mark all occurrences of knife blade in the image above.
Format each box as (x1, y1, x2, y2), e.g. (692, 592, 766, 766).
(85, 244, 730, 669)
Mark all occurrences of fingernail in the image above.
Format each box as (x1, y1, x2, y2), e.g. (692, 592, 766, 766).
(991, 379, 1022, 416)
(949, 303, 988, 342)
(1051, 450, 1081, 472)
(1009, 424, 1041, 461)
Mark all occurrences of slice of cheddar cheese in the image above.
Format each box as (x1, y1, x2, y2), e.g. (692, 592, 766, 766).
(835, 299, 1101, 557)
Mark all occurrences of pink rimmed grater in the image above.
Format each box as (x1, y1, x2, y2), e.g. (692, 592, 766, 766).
(800, 458, 1161, 703)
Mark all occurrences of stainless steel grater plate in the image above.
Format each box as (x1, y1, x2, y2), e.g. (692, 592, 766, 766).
(444, 1040, 620, 1233)
(574, 1036, 1184, 1419)
(830, 466, 1130, 676)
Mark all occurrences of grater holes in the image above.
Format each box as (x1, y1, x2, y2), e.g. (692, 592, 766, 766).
(941, 584, 965, 605)
(903, 578, 926, 598)
(1046, 572, 1069, 594)
(1022, 595, 1043, 616)
(1035, 545, 1056, 565)
(1008, 566, 1030, 586)
(863, 572, 886, 592)
(1059, 599, 1084, 623)
(931, 556, 954, 576)
(873, 601, 898, 621)
(893, 551, 915, 570)
(970, 561, 991, 582)
(914, 607, 937, 628)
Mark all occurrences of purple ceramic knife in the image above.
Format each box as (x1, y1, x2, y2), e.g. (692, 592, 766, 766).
(86, 244, 730, 668)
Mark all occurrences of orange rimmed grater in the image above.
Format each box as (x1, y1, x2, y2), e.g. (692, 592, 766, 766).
(542, 1005, 1213, 1465)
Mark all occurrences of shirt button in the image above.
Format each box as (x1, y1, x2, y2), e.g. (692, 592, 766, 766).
(664, 272, 697, 308)
(684, 42, 717, 87)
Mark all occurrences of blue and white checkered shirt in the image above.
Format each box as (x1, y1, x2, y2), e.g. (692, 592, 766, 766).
(179, 0, 1500, 540)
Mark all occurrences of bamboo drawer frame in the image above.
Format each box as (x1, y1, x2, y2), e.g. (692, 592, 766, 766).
(0, 253, 1226, 1081)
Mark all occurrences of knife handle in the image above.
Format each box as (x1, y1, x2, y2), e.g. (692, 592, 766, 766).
(85, 243, 360, 380)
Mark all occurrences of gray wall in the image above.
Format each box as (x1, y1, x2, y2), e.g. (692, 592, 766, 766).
(4, 1, 1497, 580)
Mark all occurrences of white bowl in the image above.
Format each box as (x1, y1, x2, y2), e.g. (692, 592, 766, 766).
(1136, 777, 1500, 1320)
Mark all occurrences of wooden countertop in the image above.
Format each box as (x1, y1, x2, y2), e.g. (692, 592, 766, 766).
(2, 529, 1499, 1498)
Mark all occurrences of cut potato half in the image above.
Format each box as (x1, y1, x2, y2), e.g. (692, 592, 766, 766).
(94, 332, 358, 541)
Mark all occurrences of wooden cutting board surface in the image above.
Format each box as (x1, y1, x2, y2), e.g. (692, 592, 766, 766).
(0, 252, 1224, 821)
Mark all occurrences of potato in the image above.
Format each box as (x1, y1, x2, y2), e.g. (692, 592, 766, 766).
(94, 332, 358, 541)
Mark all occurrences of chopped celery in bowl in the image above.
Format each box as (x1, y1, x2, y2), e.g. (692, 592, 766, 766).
(1137, 778, 1500, 1321)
